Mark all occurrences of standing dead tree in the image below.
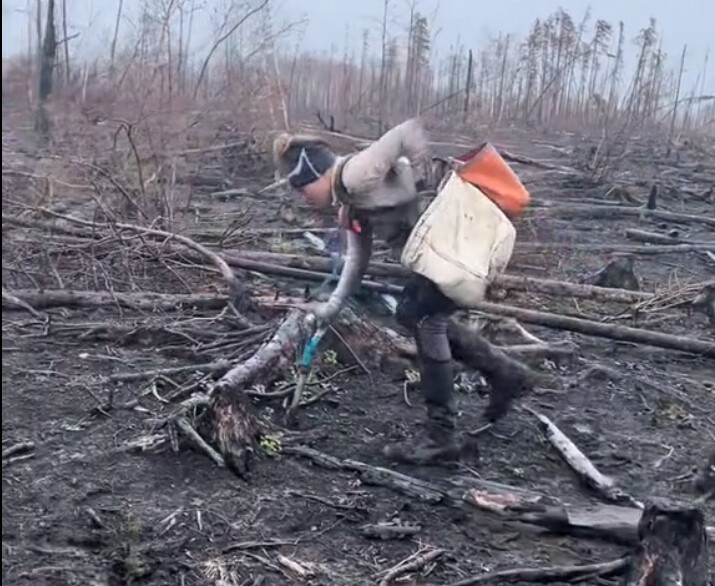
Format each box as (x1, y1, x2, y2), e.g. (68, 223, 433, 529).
(194, 0, 269, 99)
(34, 0, 56, 139)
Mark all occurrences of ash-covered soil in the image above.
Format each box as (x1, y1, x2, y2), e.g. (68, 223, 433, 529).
(3, 122, 714, 585)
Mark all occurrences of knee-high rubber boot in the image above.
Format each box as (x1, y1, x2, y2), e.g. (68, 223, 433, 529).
(448, 320, 536, 422)
(383, 357, 462, 466)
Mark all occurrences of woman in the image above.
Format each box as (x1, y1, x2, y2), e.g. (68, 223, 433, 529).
(272, 118, 534, 466)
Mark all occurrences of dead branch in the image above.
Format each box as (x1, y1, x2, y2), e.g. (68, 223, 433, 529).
(624, 228, 713, 245)
(35, 208, 248, 304)
(465, 301, 715, 357)
(1, 289, 229, 312)
(1, 288, 46, 319)
(2, 213, 103, 238)
(377, 547, 444, 586)
(2, 442, 36, 459)
(193, 0, 270, 98)
(533, 204, 715, 227)
(444, 557, 629, 586)
(109, 360, 233, 383)
(174, 417, 226, 467)
(448, 557, 629, 586)
(524, 407, 642, 508)
(520, 242, 714, 255)
(228, 251, 653, 303)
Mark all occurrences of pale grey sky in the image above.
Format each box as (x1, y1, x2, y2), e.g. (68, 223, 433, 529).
(2, 0, 712, 91)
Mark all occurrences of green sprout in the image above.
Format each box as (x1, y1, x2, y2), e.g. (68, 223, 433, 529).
(323, 349, 339, 366)
(259, 435, 282, 457)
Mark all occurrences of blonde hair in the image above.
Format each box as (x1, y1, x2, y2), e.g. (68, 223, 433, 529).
(272, 132, 334, 177)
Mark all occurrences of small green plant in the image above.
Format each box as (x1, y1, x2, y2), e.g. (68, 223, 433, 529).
(404, 368, 420, 384)
(259, 434, 282, 457)
(323, 349, 339, 366)
(267, 235, 294, 253)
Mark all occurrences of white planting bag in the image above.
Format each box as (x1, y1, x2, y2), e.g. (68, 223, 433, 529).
(401, 171, 516, 308)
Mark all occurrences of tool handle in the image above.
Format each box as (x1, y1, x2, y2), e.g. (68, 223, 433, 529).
(299, 327, 328, 368)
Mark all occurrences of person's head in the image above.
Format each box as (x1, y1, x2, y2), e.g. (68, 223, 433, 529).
(272, 133, 336, 209)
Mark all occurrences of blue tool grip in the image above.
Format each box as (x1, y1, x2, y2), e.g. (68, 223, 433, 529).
(300, 329, 326, 367)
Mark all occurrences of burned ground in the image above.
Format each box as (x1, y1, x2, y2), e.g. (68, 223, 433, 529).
(2, 122, 714, 586)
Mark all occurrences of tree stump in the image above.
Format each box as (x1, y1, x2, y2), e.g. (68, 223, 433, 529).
(592, 255, 640, 291)
(691, 284, 714, 326)
(623, 499, 709, 586)
(693, 448, 715, 497)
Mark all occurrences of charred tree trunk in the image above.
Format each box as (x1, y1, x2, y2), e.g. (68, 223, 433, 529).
(623, 500, 709, 586)
(208, 311, 307, 475)
(34, 0, 56, 140)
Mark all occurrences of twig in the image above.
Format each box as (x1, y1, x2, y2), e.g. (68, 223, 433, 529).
(444, 556, 629, 586)
(109, 360, 232, 383)
(376, 547, 445, 586)
(2, 441, 36, 459)
(174, 417, 226, 468)
(35, 208, 245, 299)
(1, 288, 46, 320)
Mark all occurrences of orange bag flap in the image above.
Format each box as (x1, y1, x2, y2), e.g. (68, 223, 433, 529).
(456, 142, 530, 217)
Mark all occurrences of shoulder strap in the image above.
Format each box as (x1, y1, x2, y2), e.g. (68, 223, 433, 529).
(330, 154, 354, 207)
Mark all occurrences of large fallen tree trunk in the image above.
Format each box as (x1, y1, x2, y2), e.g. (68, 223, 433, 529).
(624, 228, 714, 246)
(517, 243, 713, 255)
(1, 289, 230, 312)
(531, 204, 715, 228)
(285, 445, 711, 585)
(5, 288, 712, 358)
(465, 301, 715, 358)
(622, 499, 709, 586)
(285, 444, 645, 544)
(226, 251, 653, 304)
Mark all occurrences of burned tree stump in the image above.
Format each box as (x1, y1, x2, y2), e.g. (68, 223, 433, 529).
(623, 499, 709, 586)
(592, 255, 640, 292)
(207, 311, 307, 475)
(693, 448, 715, 497)
(691, 284, 715, 326)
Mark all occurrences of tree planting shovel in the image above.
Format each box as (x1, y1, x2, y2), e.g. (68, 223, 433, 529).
(285, 314, 329, 427)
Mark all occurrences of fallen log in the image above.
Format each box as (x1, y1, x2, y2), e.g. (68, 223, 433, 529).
(465, 301, 715, 358)
(624, 228, 713, 246)
(524, 407, 642, 508)
(444, 557, 629, 586)
(532, 204, 715, 227)
(228, 251, 652, 304)
(6, 287, 710, 358)
(1, 289, 229, 312)
(623, 499, 709, 586)
(518, 242, 714, 255)
(285, 445, 645, 545)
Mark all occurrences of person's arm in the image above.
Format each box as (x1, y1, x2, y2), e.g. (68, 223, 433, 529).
(341, 118, 429, 195)
(315, 224, 373, 323)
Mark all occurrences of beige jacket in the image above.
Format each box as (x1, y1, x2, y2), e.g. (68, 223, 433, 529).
(317, 118, 429, 322)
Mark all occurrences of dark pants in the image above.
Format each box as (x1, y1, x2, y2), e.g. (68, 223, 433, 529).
(396, 274, 457, 429)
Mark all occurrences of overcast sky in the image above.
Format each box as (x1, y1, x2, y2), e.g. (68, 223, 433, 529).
(2, 0, 712, 91)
